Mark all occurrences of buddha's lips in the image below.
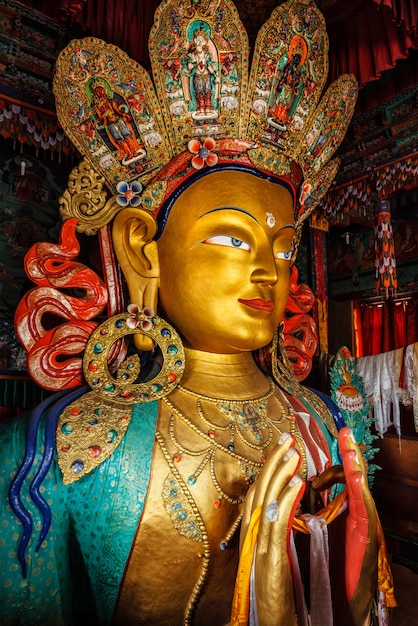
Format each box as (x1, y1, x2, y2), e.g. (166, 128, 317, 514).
(238, 298, 274, 312)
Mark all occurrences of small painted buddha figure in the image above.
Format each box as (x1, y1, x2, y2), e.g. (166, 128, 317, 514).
(0, 1, 395, 625)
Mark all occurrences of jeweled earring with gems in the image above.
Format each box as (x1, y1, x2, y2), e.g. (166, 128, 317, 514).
(83, 304, 185, 404)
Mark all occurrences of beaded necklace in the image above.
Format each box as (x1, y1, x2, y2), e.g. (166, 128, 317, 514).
(161, 380, 305, 501)
(156, 384, 307, 622)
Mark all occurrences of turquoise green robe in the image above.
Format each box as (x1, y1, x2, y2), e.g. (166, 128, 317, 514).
(0, 399, 159, 625)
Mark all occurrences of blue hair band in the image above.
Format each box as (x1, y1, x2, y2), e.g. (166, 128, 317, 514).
(9, 386, 88, 577)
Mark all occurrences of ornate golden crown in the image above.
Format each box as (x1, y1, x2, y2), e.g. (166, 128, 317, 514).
(53, 0, 358, 233)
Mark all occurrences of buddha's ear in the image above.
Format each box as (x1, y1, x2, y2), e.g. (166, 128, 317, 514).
(112, 208, 159, 351)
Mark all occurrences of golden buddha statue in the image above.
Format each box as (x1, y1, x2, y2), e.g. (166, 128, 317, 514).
(0, 1, 395, 625)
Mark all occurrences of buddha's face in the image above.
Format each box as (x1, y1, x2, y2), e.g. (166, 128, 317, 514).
(157, 170, 295, 353)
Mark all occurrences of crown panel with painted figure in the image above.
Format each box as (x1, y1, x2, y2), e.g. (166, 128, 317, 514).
(244, 0, 329, 164)
(149, 0, 249, 149)
(51, 0, 359, 231)
(53, 38, 170, 194)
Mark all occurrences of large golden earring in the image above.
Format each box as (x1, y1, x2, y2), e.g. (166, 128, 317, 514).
(83, 304, 185, 403)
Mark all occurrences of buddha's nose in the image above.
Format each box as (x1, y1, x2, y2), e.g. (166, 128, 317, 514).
(250, 252, 278, 286)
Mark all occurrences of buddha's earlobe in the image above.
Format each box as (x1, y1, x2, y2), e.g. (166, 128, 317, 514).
(113, 208, 160, 351)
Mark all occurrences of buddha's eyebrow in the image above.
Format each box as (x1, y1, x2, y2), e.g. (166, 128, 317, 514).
(199, 206, 258, 222)
(199, 207, 296, 232)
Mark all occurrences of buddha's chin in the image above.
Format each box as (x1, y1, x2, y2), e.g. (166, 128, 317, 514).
(184, 330, 275, 355)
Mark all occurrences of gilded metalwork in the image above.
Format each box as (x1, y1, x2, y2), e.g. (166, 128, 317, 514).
(83, 310, 185, 403)
(150, 0, 249, 150)
(272, 327, 338, 438)
(59, 158, 121, 234)
(56, 390, 133, 484)
(156, 430, 211, 626)
(162, 473, 203, 541)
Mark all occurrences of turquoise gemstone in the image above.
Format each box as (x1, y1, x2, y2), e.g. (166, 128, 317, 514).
(169, 488, 177, 497)
(151, 383, 163, 392)
(188, 476, 196, 485)
(93, 344, 103, 354)
(178, 510, 187, 521)
(167, 344, 178, 355)
(104, 383, 115, 392)
(107, 429, 118, 443)
(61, 423, 73, 435)
(94, 408, 103, 416)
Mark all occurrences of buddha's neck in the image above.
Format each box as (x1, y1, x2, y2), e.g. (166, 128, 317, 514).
(179, 348, 271, 399)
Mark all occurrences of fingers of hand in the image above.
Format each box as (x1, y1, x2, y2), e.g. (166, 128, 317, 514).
(250, 432, 298, 511)
(339, 427, 368, 476)
(241, 432, 297, 535)
(257, 451, 304, 556)
(240, 433, 301, 544)
(311, 464, 345, 491)
(340, 430, 376, 534)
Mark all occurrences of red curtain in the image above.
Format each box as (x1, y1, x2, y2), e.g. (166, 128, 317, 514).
(373, 0, 418, 41)
(328, 0, 417, 88)
(354, 298, 418, 357)
(20, 0, 160, 68)
(23, 1, 418, 82)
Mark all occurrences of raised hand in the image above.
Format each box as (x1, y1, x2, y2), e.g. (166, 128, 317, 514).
(236, 432, 305, 626)
(338, 426, 378, 625)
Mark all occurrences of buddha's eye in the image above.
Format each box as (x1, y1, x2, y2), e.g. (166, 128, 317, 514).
(275, 250, 293, 261)
(203, 235, 251, 252)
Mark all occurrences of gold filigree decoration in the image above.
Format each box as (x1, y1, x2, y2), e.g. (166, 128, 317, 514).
(83, 309, 185, 404)
(56, 390, 133, 484)
(162, 473, 203, 542)
(247, 146, 292, 178)
(59, 158, 121, 234)
(140, 179, 168, 213)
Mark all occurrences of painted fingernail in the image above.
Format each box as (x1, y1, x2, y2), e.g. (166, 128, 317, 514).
(283, 448, 296, 461)
(289, 475, 302, 487)
(265, 500, 279, 522)
(278, 432, 290, 445)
